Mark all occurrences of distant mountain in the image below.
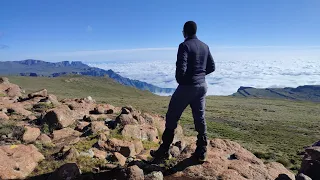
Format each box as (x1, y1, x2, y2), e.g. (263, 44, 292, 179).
(0, 59, 175, 94)
(232, 86, 320, 102)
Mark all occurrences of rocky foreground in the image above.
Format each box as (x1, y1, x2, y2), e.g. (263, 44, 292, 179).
(0, 77, 318, 180)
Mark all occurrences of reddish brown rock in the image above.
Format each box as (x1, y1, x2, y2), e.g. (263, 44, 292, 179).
(97, 138, 136, 157)
(28, 89, 48, 98)
(122, 124, 159, 143)
(42, 105, 75, 129)
(112, 152, 127, 166)
(134, 140, 144, 155)
(48, 94, 60, 106)
(52, 128, 82, 142)
(166, 138, 295, 180)
(75, 121, 90, 131)
(116, 114, 138, 126)
(0, 144, 44, 179)
(91, 121, 110, 134)
(37, 134, 52, 144)
(22, 126, 41, 143)
(92, 148, 107, 160)
(0, 112, 9, 120)
(126, 165, 144, 180)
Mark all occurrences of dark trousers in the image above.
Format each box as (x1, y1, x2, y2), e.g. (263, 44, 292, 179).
(162, 83, 208, 152)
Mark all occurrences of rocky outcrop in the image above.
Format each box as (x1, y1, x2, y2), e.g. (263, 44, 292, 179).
(0, 144, 44, 179)
(297, 142, 320, 180)
(165, 138, 295, 180)
(0, 77, 22, 98)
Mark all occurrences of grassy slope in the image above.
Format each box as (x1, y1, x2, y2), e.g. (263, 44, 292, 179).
(9, 75, 320, 170)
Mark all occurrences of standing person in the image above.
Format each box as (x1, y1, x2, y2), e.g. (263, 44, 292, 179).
(151, 21, 215, 163)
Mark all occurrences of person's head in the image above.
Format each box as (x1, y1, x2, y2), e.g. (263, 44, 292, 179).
(183, 21, 197, 38)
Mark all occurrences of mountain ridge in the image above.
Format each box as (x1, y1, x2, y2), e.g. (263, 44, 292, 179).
(232, 85, 320, 102)
(0, 59, 175, 94)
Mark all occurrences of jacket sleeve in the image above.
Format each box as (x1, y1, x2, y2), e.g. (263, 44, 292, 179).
(206, 47, 215, 75)
(175, 43, 188, 84)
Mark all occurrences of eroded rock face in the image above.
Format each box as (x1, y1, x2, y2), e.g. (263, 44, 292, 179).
(165, 138, 295, 180)
(0, 144, 44, 180)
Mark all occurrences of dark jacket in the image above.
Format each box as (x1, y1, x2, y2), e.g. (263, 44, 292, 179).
(175, 35, 215, 85)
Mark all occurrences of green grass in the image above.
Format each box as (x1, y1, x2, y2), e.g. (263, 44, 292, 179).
(8, 75, 320, 170)
(0, 93, 5, 97)
(73, 136, 98, 152)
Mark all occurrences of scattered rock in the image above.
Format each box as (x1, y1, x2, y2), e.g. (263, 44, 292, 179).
(48, 94, 60, 106)
(8, 106, 32, 117)
(134, 140, 144, 155)
(28, 89, 48, 98)
(112, 152, 127, 166)
(83, 115, 96, 122)
(26, 114, 38, 121)
(22, 126, 40, 143)
(145, 171, 163, 180)
(75, 121, 90, 131)
(90, 121, 110, 134)
(122, 124, 159, 143)
(42, 105, 75, 129)
(0, 144, 44, 179)
(91, 148, 107, 160)
(0, 112, 9, 120)
(48, 163, 81, 180)
(62, 147, 79, 160)
(52, 128, 82, 141)
(79, 149, 94, 158)
(126, 165, 144, 180)
(170, 146, 180, 157)
(116, 114, 138, 126)
(97, 138, 136, 157)
(37, 134, 52, 144)
(84, 96, 95, 103)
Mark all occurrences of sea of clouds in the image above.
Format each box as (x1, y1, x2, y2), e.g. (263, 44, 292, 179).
(89, 58, 320, 96)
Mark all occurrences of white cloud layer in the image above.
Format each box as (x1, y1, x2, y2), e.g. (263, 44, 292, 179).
(89, 56, 320, 95)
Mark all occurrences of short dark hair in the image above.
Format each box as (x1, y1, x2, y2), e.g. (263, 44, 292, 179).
(183, 21, 197, 36)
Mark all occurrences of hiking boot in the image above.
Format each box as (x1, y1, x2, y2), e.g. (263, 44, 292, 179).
(191, 152, 207, 162)
(150, 148, 170, 164)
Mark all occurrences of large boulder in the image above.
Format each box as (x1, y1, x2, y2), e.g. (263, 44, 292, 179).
(96, 138, 137, 157)
(165, 138, 295, 180)
(42, 105, 75, 129)
(0, 144, 44, 179)
(22, 126, 41, 143)
(116, 114, 138, 127)
(91, 148, 107, 160)
(122, 124, 160, 143)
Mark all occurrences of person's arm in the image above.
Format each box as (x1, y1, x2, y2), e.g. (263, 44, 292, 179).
(206, 47, 215, 75)
(175, 43, 188, 84)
